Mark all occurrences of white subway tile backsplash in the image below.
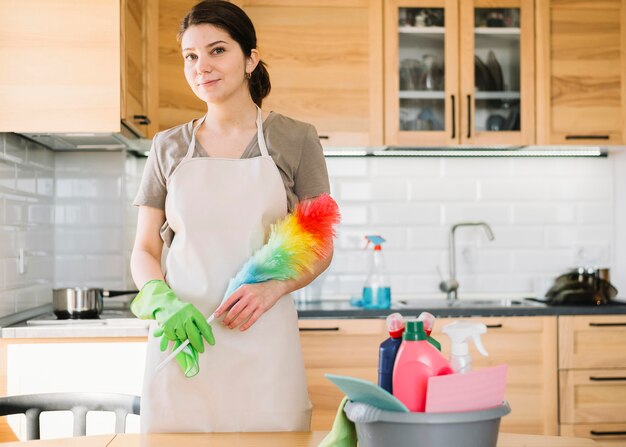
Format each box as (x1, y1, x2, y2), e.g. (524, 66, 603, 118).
(548, 180, 612, 200)
(407, 227, 448, 249)
(86, 255, 125, 280)
(481, 180, 546, 201)
(577, 204, 613, 224)
(489, 226, 544, 248)
(443, 158, 512, 178)
(444, 204, 510, 224)
(28, 203, 54, 225)
(371, 158, 441, 177)
(337, 205, 368, 225)
(15, 287, 40, 312)
(0, 291, 15, 316)
(36, 173, 54, 197)
(455, 250, 512, 274)
(4, 197, 25, 226)
(0, 161, 16, 190)
(512, 251, 575, 273)
(326, 158, 368, 177)
(339, 180, 407, 201)
(512, 204, 576, 224)
(55, 255, 86, 284)
(86, 203, 123, 225)
(16, 166, 36, 194)
(409, 180, 477, 201)
(386, 250, 442, 274)
(329, 251, 369, 274)
(372, 203, 440, 225)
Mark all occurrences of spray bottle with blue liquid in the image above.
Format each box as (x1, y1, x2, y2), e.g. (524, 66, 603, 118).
(362, 235, 391, 309)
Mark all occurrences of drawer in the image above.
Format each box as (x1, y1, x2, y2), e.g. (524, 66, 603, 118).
(559, 316, 626, 369)
(298, 319, 386, 430)
(560, 369, 626, 424)
(561, 423, 626, 447)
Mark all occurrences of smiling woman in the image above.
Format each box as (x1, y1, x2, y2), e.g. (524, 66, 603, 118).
(129, 0, 332, 435)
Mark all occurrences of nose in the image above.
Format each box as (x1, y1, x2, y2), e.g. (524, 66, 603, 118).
(195, 54, 212, 75)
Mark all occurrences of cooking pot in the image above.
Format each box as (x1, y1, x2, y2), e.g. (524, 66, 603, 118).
(545, 268, 618, 306)
(52, 288, 138, 319)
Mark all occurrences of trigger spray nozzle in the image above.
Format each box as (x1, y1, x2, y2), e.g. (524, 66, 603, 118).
(441, 321, 489, 373)
(365, 235, 386, 251)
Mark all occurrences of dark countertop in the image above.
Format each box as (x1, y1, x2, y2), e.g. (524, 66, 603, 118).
(295, 298, 626, 319)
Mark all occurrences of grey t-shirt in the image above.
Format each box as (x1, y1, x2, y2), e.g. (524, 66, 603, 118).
(133, 111, 331, 214)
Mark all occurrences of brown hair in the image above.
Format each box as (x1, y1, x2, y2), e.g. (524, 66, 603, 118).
(178, 0, 271, 106)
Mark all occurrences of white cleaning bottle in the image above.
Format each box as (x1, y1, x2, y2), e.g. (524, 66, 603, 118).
(441, 321, 489, 373)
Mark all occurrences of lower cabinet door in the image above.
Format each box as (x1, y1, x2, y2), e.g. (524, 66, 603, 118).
(561, 423, 626, 447)
(560, 369, 626, 424)
(298, 319, 386, 430)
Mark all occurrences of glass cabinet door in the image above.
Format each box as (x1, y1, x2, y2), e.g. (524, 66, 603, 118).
(384, 0, 458, 146)
(460, 0, 534, 145)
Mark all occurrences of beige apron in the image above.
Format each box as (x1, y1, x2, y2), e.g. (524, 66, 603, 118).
(140, 107, 312, 432)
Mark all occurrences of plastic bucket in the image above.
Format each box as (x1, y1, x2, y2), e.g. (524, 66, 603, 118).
(344, 400, 511, 447)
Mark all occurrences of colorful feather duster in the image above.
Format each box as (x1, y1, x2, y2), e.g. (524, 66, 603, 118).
(155, 193, 340, 373)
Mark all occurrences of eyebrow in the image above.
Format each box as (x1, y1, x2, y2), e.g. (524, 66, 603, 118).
(182, 40, 227, 52)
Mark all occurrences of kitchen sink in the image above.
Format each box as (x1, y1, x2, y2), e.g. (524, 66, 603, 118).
(394, 298, 546, 309)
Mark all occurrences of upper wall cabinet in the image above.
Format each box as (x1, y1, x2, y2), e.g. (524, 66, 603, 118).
(0, 0, 158, 137)
(536, 0, 626, 145)
(238, 0, 384, 146)
(121, 0, 160, 138)
(384, 0, 535, 146)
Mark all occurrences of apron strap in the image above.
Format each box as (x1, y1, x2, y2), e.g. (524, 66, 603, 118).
(184, 114, 207, 162)
(256, 106, 270, 157)
(184, 107, 268, 161)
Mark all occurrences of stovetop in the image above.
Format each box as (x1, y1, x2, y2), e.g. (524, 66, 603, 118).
(26, 309, 138, 326)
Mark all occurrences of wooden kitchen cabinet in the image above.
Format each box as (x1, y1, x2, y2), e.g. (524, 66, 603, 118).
(431, 316, 558, 435)
(301, 316, 558, 435)
(384, 0, 535, 146)
(558, 315, 626, 446)
(0, 0, 158, 137)
(535, 0, 626, 145)
(298, 318, 387, 430)
(121, 0, 160, 138)
(160, 0, 384, 146)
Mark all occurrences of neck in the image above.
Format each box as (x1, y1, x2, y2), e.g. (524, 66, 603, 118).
(203, 92, 258, 132)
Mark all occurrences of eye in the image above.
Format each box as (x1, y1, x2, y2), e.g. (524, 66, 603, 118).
(211, 47, 225, 55)
(183, 53, 197, 61)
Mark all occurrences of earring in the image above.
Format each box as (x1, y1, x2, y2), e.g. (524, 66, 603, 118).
(246, 71, 252, 80)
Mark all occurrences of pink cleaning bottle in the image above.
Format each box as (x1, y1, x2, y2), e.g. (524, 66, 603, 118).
(392, 320, 454, 412)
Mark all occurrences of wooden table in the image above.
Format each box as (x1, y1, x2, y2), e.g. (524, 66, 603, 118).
(0, 432, 599, 446)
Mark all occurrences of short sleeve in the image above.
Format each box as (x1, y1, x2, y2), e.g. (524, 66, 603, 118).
(294, 124, 331, 200)
(133, 132, 167, 210)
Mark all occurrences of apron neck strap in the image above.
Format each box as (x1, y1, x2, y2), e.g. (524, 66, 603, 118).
(184, 106, 269, 161)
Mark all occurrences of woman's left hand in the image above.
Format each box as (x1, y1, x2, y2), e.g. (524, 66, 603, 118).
(213, 281, 287, 331)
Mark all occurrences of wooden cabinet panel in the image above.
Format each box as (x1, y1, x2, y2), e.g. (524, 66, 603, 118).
(560, 369, 626, 424)
(562, 423, 626, 447)
(298, 319, 386, 430)
(559, 315, 626, 370)
(159, 0, 383, 145)
(536, 0, 626, 145)
(431, 316, 558, 435)
(0, 0, 120, 133)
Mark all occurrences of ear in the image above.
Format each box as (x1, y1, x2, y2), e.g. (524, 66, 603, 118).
(246, 49, 260, 75)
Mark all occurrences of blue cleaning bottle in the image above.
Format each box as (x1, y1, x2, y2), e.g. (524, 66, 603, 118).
(362, 235, 391, 309)
(378, 313, 405, 393)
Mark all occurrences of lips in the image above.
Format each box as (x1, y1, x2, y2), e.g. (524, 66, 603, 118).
(198, 79, 219, 87)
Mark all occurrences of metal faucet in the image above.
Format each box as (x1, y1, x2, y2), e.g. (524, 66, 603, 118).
(439, 222, 495, 300)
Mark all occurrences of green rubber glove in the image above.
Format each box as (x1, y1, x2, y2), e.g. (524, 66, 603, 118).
(131, 280, 215, 376)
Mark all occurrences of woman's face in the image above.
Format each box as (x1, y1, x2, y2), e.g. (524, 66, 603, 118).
(181, 24, 258, 104)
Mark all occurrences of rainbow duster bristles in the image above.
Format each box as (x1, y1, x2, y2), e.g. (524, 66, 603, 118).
(224, 193, 341, 297)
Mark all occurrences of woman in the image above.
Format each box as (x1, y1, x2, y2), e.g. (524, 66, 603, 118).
(129, 0, 331, 433)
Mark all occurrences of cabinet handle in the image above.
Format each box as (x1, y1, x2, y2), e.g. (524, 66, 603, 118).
(590, 430, 626, 436)
(133, 114, 151, 125)
(451, 94, 456, 139)
(589, 322, 626, 327)
(486, 324, 503, 329)
(467, 95, 471, 138)
(318, 135, 330, 140)
(565, 135, 609, 140)
(299, 327, 340, 332)
(589, 376, 626, 382)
